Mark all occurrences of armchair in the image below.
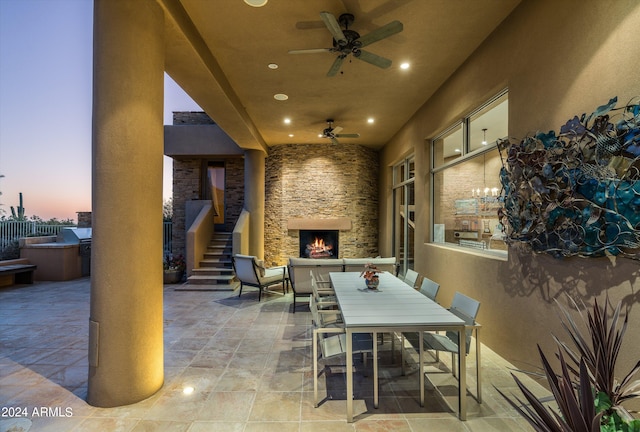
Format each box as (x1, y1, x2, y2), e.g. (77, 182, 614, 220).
(232, 254, 287, 302)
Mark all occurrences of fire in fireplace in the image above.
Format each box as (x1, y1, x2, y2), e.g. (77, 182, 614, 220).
(300, 230, 339, 259)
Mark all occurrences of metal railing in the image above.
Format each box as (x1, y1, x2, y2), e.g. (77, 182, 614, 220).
(0, 221, 76, 248)
(163, 221, 173, 253)
(1, 220, 174, 253)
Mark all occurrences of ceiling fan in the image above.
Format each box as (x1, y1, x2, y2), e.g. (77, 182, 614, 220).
(320, 119, 360, 144)
(289, 12, 403, 77)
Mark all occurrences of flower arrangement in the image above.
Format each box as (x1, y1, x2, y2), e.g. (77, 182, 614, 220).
(360, 263, 380, 289)
(163, 254, 185, 273)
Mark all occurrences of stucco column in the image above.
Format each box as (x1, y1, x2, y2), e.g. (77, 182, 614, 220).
(89, 0, 164, 407)
(244, 150, 266, 259)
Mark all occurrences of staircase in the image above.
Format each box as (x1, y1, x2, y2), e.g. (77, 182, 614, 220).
(185, 232, 237, 290)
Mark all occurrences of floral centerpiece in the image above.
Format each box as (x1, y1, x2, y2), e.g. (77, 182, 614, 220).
(163, 253, 185, 283)
(360, 263, 381, 290)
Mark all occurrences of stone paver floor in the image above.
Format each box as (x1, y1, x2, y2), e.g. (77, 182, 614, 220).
(0, 278, 545, 431)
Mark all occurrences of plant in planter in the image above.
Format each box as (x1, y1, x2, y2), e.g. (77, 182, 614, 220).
(497, 296, 640, 431)
(163, 253, 185, 284)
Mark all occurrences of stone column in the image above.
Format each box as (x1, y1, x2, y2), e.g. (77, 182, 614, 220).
(89, 0, 164, 407)
(244, 150, 266, 259)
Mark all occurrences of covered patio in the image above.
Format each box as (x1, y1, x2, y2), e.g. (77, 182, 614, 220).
(0, 279, 545, 431)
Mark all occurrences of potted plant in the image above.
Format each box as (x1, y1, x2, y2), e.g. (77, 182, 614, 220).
(360, 263, 381, 290)
(163, 253, 185, 284)
(497, 296, 640, 432)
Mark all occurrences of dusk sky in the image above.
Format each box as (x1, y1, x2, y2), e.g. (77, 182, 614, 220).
(0, 0, 202, 222)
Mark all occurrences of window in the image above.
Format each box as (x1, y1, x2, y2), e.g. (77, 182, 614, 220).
(430, 91, 508, 256)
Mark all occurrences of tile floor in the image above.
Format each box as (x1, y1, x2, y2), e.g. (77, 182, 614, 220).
(0, 278, 546, 431)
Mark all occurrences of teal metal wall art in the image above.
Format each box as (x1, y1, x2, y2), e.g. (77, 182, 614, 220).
(498, 97, 640, 259)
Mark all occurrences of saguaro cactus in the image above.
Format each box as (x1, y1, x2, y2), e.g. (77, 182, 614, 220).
(10, 192, 25, 220)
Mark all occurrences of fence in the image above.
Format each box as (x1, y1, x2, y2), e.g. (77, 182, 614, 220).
(163, 221, 173, 253)
(1, 220, 174, 252)
(0, 221, 76, 248)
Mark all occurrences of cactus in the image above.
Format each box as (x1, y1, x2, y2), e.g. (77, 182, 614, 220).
(10, 192, 25, 220)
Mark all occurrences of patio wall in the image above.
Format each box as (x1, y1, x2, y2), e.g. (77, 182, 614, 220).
(379, 0, 640, 407)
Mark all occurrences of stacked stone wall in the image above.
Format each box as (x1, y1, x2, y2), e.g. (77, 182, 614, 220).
(264, 144, 379, 266)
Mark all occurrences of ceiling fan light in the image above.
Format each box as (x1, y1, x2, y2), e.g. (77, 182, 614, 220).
(243, 0, 268, 7)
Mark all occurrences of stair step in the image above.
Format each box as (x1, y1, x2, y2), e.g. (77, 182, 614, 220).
(187, 274, 236, 285)
(192, 268, 234, 276)
(203, 253, 232, 260)
(200, 259, 232, 267)
(205, 248, 231, 253)
(204, 255, 232, 261)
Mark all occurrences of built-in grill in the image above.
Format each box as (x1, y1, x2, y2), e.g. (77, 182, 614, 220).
(58, 228, 92, 276)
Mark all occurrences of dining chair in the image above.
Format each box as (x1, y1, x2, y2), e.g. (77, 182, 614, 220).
(309, 291, 342, 328)
(231, 254, 287, 302)
(419, 277, 440, 302)
(311, 295, 373, 407)
(421, 292, 482, 402)
(402, 269, 420, 289)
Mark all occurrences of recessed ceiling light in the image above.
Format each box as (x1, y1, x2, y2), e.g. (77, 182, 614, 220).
(268, 63, 278, 69)
(367, 118, 374, 124)
(274, 93, 288, 101)
(288, 134, 294, 137)
(244, 0, 267, 7)
(318, 134, 323, 138)
(400, 62, 410, 70)
(183, 386, 194, 395)
(284, 118, 291, 124)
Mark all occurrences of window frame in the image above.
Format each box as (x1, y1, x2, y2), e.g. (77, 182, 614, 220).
(429, 90, 508, 258)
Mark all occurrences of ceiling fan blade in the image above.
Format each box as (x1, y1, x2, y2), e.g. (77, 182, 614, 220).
(335, 133, 360, 138)
(288, 48, 333, 55)
(320, 11, 347, 46)
(355, 49, 392, 69)
(327, 55, 345, 76)
(330, 137, 340, 145)
(356, 20, 403, 48)
(332, 126, 343, 134)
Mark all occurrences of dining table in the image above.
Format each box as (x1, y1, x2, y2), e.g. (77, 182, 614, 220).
(328, 271, 468, 422)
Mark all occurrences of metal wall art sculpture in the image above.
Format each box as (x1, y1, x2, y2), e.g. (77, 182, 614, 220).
(498, 97, 640, 259)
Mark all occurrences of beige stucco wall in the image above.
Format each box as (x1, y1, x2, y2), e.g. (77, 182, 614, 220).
(379, 0, 640, 403)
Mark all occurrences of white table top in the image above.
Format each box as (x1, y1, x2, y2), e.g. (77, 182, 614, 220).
(329, 272, 464, 328)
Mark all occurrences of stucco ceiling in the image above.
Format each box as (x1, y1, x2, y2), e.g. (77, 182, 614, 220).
(159, 0, 521, 152)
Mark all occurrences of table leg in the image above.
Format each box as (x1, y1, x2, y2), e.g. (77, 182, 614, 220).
(373, 331, 378, 409)
(313, 329, 318, 407)
(476, 327, 482, 403)
(401, 333, 405, 376)
(346, 329, 353, 423)
(419, 331, 424, 407)
(458, 326, 467, 420)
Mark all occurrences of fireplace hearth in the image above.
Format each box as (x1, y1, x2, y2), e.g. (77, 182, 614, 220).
(300, 230, 339, 259)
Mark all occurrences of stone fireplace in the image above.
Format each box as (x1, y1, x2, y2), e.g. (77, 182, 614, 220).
(299, 230, 339, 258)
(264, 144, 379, 266)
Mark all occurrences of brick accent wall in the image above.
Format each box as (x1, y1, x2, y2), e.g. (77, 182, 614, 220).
(172, 111, 215, 125)
(172, 159, 200, 255)
(76, 212, 92, 228)
(264, 144, 379, 266)
(171, 158, 245, 256)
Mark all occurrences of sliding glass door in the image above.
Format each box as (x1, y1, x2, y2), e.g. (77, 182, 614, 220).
(393, 156, 415, 277)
